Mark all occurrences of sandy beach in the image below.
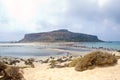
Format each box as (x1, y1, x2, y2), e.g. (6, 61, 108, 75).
(22, 50, 120, 80)
(0, 42, 120, 80)
(23, 58, 120, 80)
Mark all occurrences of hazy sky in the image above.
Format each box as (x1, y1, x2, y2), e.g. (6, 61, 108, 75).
(0, 0, 120, 41)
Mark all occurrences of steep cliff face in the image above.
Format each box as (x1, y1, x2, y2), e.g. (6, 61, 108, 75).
(19, 29, 102, 42)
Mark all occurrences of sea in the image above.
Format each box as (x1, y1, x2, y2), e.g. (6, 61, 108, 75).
(77, 41, 120, 50)
(0, 41, 120, 57)
(0, 44, 66, 58)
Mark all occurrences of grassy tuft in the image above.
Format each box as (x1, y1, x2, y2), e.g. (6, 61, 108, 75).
(24, 59, 35, 68)
(75, 51, 117, 71)
(0, 61, 25, 80)
(117, 50, 120, 52)
(69, 57, 81, 67)
(49, 60, 57, 68)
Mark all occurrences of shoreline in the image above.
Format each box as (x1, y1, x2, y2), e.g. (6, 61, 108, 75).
(0, 42, 120, 58)
(0, 50, 120, 80)
(0, 45, 120, 80)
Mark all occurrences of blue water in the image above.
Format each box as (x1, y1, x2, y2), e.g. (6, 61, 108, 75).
(76, 41, 120, 50)
(0, 42, 120, 57)
(0, 45, 66, 57)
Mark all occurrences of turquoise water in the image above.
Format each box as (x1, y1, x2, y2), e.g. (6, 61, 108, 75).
(77, 41, 120, 50)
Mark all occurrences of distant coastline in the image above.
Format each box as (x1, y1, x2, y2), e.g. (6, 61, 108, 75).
(19, 29, 103, 42)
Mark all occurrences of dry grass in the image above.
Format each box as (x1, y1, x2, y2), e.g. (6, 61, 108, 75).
(117, 50, 120, 52)
(0, 61, 25, 80)
(75, 51, 117, 71)
(115, 56, 120, 59)
(69, 57, 81, 67)
(49, 60, 57, 68)
(24, 59, 35, 68)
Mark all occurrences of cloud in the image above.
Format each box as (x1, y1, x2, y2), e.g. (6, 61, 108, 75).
(0, 0, 48, 23)
(0, 0, 120, 41)
(61, 0, 120, 41)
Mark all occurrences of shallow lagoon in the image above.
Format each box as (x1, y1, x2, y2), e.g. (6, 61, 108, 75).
(0, 43, 92, 57)
(1, 42, 119, 58)
(0, 46, 65, 57)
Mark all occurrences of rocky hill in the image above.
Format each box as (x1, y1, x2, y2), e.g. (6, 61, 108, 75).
(19, 29, 102, 42)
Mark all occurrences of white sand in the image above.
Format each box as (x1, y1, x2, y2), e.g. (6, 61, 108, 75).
(23, 59, 120, 80)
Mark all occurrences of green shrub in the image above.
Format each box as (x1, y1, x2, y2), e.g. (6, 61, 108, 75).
(75, 51, 117, 71)
(69, 57, 81, 67)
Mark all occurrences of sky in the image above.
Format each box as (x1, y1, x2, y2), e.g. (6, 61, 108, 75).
(0, 0, 120, 41)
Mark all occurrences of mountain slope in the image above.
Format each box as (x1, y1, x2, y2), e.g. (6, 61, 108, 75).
(19, 29, 102, 42)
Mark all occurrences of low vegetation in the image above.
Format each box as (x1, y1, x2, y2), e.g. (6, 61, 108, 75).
(74, 51, 117, 71)
(69, 57, 81, 67)
(117, 50, 120, 52)
(49, 57, 70, 68)
(24, 59, 35, 68)
(0, 61, 25, 80)
(115, 56, 120, 59)
(49, 60, 57, 68)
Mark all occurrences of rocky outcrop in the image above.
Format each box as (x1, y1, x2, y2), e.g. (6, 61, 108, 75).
(19, 29, 102, 42)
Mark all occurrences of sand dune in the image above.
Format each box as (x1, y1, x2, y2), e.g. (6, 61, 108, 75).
(23, 59, 120, 80)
